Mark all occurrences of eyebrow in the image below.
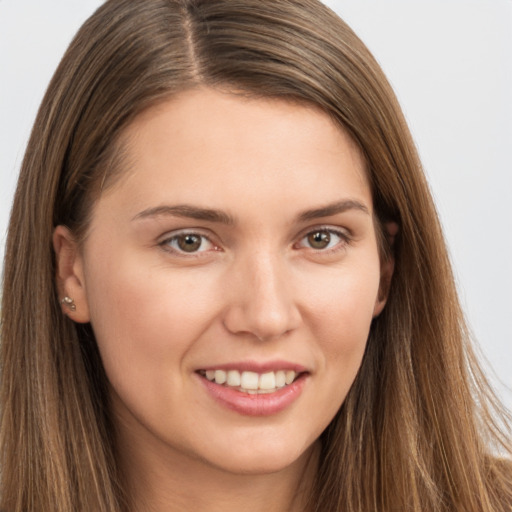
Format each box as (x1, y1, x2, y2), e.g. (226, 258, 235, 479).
(132, 205, 235, 225)
(132, 199, 369, 225)
(297, 199, 369, 221)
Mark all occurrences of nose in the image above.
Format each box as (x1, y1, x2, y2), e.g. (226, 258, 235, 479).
(222, 251, 302, 341)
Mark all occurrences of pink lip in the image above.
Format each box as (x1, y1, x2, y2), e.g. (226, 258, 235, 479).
(200, 360, 307, 373)
(197, 372, 308, 417)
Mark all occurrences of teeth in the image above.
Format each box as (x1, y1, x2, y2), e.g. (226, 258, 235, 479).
(259, 371, 276, 390)
(227, 370, 241, 387)
(285, 370, 296, 385)
(204, 369, 298, 392)
(240, 371, 259, 390)
(214, 370, 227, 384)
(275, 370, 286, 388)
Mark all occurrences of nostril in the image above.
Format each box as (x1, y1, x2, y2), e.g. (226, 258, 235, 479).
(221, 264, 302, 340)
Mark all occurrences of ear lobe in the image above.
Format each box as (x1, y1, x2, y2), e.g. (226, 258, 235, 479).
(53, 225, 91, 323)
(373, 221, 398, 317)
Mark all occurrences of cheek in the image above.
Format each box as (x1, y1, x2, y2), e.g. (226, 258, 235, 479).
(81, 250, 220, 388)
(300, 255, 381, 397)
(304, 255, 380, 338)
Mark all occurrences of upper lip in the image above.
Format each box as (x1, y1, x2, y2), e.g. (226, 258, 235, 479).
(198, 360, 308, 374)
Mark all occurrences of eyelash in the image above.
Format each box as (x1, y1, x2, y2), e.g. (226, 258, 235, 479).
(294, 227, 351, 255)
(159, 227, 351, 257)
(159, 230, 218, 256)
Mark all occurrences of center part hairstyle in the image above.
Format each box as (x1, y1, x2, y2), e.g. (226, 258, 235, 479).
(1, 1, 511, 511)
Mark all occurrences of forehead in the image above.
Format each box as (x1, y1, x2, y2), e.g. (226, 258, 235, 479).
(95, 87, 372, 221)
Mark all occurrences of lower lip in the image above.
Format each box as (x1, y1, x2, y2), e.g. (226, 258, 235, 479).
(198, 374, 307, 416)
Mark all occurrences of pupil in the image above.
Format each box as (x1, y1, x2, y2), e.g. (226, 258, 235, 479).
(308, 231, 330, 249)
(178, 235, 201, 252)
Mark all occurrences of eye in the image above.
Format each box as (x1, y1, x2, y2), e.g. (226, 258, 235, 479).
(296, 228, 348, 251)
(161, 232, 216, 254)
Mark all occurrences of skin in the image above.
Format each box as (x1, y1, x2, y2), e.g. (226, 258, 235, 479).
(54, 88, 394, 512)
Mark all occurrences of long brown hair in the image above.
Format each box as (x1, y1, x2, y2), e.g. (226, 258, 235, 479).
(1, 1, 511, 510)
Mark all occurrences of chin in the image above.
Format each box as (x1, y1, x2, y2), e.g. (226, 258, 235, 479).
(199, 437, 318, 476)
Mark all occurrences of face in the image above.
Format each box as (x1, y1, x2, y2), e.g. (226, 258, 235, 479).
(56, 88, 391, 476)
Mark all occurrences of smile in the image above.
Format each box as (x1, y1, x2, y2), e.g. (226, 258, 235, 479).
(199, 369, 298, 394)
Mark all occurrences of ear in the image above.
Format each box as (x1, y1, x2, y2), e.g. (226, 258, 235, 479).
(373, 221, 399, 317)
(53, 225, 91, 323)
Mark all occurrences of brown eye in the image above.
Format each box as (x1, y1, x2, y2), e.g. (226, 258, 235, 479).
(307, 231, 331, 249)
(177, 234, 203, 252)
(161, 232, 217, 256)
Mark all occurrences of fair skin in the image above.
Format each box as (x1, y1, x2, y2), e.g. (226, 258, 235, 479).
(54, 88, 393, 512)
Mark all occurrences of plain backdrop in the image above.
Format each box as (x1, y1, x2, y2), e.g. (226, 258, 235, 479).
(1, 1, 511, 411)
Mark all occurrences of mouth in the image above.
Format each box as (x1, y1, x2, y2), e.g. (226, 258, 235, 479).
(197, 368, 302, 395)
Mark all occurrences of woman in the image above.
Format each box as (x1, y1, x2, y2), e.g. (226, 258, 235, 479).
(1, 0, 511, 511)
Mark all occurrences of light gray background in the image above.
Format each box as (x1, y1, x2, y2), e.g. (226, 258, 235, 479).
(1, 1, 511, 411)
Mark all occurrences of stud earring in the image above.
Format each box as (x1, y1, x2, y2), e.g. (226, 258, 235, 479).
(60, 296, 76, 312)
